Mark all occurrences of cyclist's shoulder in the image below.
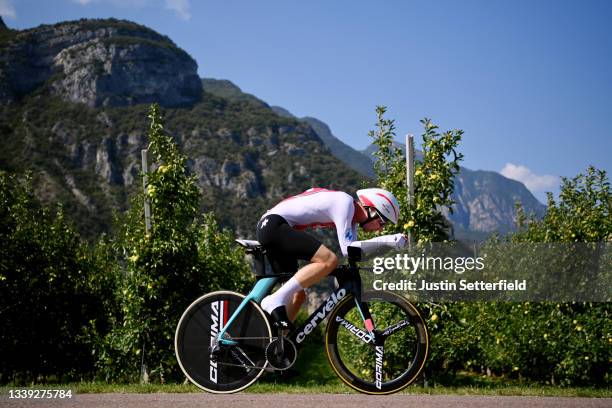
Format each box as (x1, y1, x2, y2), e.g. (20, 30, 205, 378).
(293, 188, 352, 201)
(325, 190, 353, 199)
(315, 190, 354, 206)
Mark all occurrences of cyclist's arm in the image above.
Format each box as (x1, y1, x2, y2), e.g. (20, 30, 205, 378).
(331, 194, 358, 257)
(348, 234, 406, 255)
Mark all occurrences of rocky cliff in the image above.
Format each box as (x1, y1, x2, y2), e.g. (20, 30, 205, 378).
(0, 18, 201, 107)
(447, 167, 546, 234)
(0, 19, 363, 240)
(0, 18, 546, 241)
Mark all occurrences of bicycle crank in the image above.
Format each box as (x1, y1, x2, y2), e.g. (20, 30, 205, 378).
(265, 337, 297, 370)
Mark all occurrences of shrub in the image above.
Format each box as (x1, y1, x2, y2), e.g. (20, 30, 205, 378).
(0, 172, 105, 383)
(96, 104, 252, 382)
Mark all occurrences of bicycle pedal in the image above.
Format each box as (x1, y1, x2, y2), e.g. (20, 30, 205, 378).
(276, 368, 300, 381)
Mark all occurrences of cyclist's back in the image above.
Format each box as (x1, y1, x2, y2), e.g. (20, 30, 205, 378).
(263, 188, 357, 255)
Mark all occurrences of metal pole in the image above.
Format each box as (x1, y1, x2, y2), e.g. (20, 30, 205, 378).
(406, 134, 415, 249)
(141, 149, 151, 234)
(140, 149, 150, 384)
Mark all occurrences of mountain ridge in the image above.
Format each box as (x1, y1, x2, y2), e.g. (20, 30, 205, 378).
(0, 18, 362, 240)
(0, 18, 545, 241)
(0, 18, 201, 108)
(264, 104, 546, 235)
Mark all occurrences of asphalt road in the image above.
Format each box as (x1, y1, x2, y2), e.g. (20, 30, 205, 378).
(2, 393, 612, 408)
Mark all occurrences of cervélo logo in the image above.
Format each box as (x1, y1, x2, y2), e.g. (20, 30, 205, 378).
(296, 288, 346, 343)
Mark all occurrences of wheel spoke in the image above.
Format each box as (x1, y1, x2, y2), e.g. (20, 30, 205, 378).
(325, 291, 429, 394)
(335, 315, 375, 345)
(380, 319, 411, 339)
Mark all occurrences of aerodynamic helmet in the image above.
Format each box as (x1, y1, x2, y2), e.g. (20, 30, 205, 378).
(356, 188, 400, 225)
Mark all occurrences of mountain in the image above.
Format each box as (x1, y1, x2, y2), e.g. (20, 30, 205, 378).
(0, 18, 201, 108)
(362, 142, 546, 235)
(0, 18, 363, 240)
(270, 107, 375, 178)
(202, 78, 268, 108)
(0, 17, 545, 242)
(448, 167, 545, 235)
(269, 106, 546, 237)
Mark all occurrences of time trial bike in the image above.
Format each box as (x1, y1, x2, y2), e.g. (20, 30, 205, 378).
(175, 239, 429, 395)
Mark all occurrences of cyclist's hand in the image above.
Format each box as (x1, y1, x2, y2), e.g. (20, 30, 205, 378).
(392, 233, 407, 249)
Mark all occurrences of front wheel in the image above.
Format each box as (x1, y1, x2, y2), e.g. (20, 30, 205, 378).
(325, 291, 429, 395)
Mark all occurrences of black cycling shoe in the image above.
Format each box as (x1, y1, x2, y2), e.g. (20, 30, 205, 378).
(268, 306, 295, 331)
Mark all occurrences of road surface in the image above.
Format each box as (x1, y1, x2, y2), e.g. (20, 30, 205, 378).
(2, 393, 611, 408)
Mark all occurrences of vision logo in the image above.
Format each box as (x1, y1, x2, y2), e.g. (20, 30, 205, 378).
(375, 345, 384, 389)
(334, 316, 374, 344)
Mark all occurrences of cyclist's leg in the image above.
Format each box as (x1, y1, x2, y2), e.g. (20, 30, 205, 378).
(286, 290, 306, 321)
(293, 245, 338, 287)
(256, 225, 316, 319)
(275, 246, 338, 320)
(265, 245, 338, 316)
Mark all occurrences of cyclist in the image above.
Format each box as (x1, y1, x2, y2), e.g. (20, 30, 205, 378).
(257, 187, 407, 329)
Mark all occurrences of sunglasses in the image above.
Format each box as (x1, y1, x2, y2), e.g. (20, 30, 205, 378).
(368, 208, 388, 226)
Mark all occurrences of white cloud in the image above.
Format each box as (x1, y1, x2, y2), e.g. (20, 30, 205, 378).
(72, 0, 191, 20)
(73, 0, 151, 7)
(165, 0, 190, 20)
(0, 0, 16, 19)
(501, 163, 559, 193)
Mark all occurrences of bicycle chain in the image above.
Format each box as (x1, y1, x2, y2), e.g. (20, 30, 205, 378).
(214, 333, 281, 372)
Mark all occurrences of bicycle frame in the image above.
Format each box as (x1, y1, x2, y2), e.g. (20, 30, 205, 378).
(217, 263, 376, 348)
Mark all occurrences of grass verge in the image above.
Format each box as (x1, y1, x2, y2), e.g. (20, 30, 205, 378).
(1, 382, 610, 398)
(2, 337, 610, 397)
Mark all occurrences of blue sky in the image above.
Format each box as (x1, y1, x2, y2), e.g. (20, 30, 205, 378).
(2, 0, 611, 203)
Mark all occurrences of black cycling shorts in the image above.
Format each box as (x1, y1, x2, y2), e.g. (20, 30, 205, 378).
(256, 214, 322, 274)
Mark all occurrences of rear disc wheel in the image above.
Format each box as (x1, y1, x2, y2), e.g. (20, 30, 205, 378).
(175, 291, 272, 393)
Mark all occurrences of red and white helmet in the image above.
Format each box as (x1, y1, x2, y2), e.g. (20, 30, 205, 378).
(356, 188, 400, 225)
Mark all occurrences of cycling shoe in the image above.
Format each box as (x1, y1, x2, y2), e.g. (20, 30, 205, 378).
(268, 305, 295, 331)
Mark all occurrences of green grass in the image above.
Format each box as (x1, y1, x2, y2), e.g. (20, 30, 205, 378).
(2, 337, 610, 398)
(1, 382, 610, 398)
(2, 330, 610, 398)
(2, 340, 610, 398)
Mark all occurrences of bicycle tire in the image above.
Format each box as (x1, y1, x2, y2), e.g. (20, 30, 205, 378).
(325, 290, 429, 395)
(175, 291, 272, 393)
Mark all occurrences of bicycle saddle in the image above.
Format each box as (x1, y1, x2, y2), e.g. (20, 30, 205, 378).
(235, 239, 263, 249)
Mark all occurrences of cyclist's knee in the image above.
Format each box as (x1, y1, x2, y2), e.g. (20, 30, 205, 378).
(312, 246, 338, 271)
(327, 253, 339, 270)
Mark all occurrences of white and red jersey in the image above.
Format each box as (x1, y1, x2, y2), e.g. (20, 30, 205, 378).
(264, 188, 406, 256)
(264, 188, 358, 256)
